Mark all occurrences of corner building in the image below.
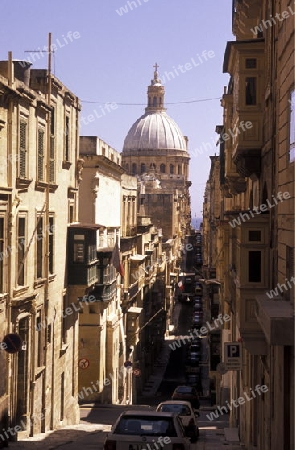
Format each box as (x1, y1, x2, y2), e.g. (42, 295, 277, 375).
(121, 67, 191, 242)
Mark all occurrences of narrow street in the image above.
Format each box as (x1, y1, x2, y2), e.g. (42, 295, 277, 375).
(8, 300, 238, 449)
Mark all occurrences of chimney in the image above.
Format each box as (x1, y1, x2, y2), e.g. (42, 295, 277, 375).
(0, 60, 32, 86)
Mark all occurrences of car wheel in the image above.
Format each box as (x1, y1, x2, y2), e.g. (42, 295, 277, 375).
(191, 428, 198, 443)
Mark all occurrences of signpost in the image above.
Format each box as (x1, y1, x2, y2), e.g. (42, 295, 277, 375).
(224, 342, 242, 370)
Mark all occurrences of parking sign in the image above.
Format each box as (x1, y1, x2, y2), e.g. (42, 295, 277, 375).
(224, 342, 242, 370)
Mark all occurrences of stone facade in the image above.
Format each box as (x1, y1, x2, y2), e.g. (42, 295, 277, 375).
(203, 2, 294, 449)
(0, 58, 81, 439)
(77, 137, 124, 405)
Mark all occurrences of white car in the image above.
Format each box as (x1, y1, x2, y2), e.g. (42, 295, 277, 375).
(103, 410, 191, 450)
(156, 400, 199, 443)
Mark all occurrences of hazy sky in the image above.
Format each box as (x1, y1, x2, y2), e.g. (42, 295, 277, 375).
(0, 0, 233, 218)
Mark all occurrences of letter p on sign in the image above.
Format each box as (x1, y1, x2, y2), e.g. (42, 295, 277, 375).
(228, 344, 240, 357)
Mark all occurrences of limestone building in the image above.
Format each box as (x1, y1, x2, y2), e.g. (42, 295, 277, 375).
(77, 137, 125, 404)
(0, 57, 81, 439)
(203, 1, 294, 449)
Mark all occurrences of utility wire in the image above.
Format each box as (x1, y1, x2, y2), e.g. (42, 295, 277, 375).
(80, 97, 221, 105)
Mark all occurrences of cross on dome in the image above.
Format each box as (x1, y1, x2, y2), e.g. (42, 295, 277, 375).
(152, 62, 161, 84)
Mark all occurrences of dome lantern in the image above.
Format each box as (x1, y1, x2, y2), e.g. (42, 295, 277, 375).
(146, 63, 166, 113)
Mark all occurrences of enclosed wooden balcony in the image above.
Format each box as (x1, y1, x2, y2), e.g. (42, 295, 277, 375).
(223, 38, 265, 179)
(67, 224, 99, 286)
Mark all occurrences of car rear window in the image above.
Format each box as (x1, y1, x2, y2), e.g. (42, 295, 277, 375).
(114, 416, 177, 437)
(176, 387, 193, 393)
(159, 404, 191, 416)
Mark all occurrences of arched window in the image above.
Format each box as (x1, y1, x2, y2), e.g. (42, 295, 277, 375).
(132, 163, 137, 175)
(160, 164, 166, 173)
(178, 165, 181, 175)
(141, 163, 146, 174)
(153, 96, 157, 107)
(170, 164, 174, 174)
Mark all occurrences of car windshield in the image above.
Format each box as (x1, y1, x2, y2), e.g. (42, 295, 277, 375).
(114, 416, 177, 437)
(159, 404, 191, 416)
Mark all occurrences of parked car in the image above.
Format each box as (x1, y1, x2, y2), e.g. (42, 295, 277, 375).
(186, 373, 200, 386)
(193, 302, 202, 311)
(103, 410, 191, 450)
(192, 316, 203, 327)
(186, 351, 201, 366)
(171, 386, 200, 409)
(156, 401, 199, 443)
(189, 343, 201, 352)
(193, 311, 203, 318)
(193, 297, 203, 307)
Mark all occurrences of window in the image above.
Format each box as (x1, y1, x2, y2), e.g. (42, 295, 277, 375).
(248, 230, 261, 242)
(0, 218, 4, 292)
(132, 163, 137, 175)
(170, 164, 174, 174)
(19, 121, 27, 178)
(17, 217, 26, 286)
(140, 163, 146, 174)
(49, 137, 55, 182)
(178, 164, 181, 175)
(69, 204, 74, 224)
(286, 246, 294, 301)
(49, 217, 54, 274)
(73, 234, 85, 262)
(49, 108, 55, 183)
(65, 116, 70, 162)
(61, 295, 67, 344)
(245, 77, 257, 105)
(289, 89, 295, 162)
(160, 164, 166, 173)
(36, 216, 44, 278)
(36, 315, 42, 367)
(246, 58, 257, 69)
(50, 108, 55, 136)
(37, 129, 45, 181)
(248, 251, 261, 282)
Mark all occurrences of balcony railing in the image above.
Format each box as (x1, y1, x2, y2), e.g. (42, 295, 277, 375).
(92, 280, 117, 303)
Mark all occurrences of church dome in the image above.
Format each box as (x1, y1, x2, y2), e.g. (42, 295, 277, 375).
(123, 110, 186, 151)
(122, 65, 187, 152)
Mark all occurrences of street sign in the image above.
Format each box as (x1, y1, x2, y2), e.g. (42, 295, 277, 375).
(224, 342, 242, 370)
